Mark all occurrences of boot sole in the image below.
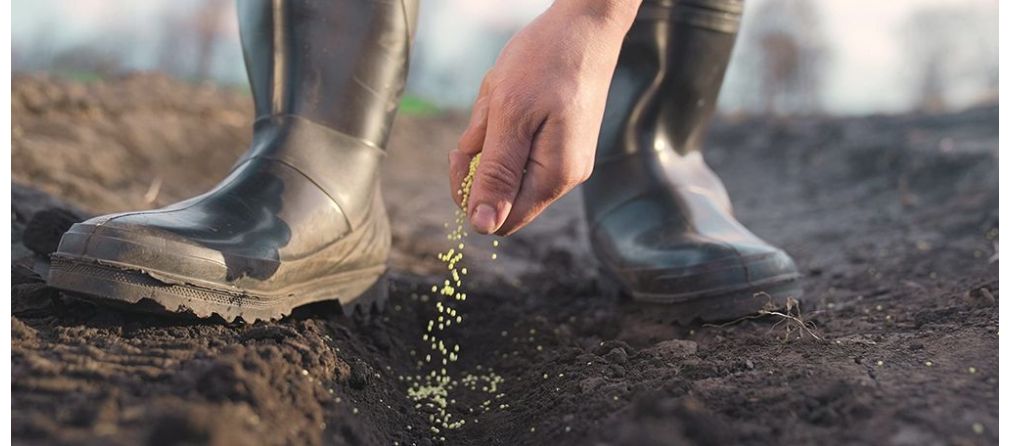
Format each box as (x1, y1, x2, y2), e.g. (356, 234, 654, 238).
(47, 254, 387, 322)
(599, 268, 805, 325)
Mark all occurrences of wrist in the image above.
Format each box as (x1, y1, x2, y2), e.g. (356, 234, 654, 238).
(550, 0, 642, 31)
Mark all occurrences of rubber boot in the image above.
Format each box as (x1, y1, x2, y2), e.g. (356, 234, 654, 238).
(47, 0, 417, 322)
(584, 0, 802, 323)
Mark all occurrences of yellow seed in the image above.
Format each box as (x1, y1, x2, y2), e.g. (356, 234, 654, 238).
(407, 153, 508, 434)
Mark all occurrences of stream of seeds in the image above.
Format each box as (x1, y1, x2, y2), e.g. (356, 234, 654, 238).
(404, 153, 506, 441)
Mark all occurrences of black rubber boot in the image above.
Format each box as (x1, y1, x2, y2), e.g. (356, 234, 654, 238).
(47, 0, 417, 321)
(584, 0, 802, 323)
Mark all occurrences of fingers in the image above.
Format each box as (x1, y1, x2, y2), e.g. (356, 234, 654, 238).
(450, 74, 493, 208)
(493, 158, 554, 236)
(459, 72, 493, 156)
(448, 149, 473, 208)
(452, 72, 589, 236)
(457, 95, 489, 156)
(495, 120, 593, 235)
(466, 91, 543, 234)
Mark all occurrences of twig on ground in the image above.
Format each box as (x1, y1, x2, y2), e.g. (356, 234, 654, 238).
(704, 293, 823, 342)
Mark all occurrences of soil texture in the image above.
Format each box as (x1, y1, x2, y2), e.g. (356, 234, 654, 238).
(11, 75, 999, 445)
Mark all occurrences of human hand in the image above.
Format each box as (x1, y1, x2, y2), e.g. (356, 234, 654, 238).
(449, 0, 641, 235)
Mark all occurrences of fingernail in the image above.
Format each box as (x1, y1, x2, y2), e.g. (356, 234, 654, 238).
(471, 204, 498, 234)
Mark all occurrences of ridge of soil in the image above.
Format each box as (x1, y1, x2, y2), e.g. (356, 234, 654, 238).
(12, 75, 998, 445)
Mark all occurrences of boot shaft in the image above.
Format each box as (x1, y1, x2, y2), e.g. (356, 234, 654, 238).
(232, 0, 417, 231)
(238, 0, 418, 149)
(597, 0, 742, 161)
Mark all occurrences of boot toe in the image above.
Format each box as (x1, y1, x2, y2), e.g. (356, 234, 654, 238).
(597, 222, 802, 304)
(53, 214, 246, 289)
(737, 245, 801, 287)
(641, 245, 799, 300)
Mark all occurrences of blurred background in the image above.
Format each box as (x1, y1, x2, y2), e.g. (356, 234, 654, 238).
(12, 0, 998, 117)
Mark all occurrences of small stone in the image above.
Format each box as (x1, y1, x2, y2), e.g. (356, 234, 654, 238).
(348, 359, 371, 389)
(579, 377, 605, 393)
(650, 339, 698, 358)
(979, 288, 996, 306)
(608, 365, 626, 378)
(603, 347, 628, 365)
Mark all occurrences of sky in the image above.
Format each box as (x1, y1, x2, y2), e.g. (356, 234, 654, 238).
(12, 0, 998, 115)
(808, 0, 996, 113)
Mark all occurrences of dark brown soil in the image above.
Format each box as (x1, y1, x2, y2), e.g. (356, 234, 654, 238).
(12, 75, 998, 446)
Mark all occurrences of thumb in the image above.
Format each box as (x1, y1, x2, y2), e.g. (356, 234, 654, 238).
(467, 98, 539, 234)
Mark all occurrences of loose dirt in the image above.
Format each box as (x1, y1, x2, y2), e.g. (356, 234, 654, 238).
(12, 74, 998, 445)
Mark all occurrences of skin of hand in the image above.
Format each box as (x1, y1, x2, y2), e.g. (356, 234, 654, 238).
(449, 0, 642, 235)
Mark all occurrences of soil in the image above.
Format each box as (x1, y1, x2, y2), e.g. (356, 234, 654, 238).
(11, 74, 998, 446)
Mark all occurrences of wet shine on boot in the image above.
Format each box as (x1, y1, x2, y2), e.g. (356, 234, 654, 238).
(585, 0, 803, 322)
(47, 0, 417, 321)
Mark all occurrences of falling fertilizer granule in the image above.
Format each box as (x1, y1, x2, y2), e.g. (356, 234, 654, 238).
(405, 153, 505, 440)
